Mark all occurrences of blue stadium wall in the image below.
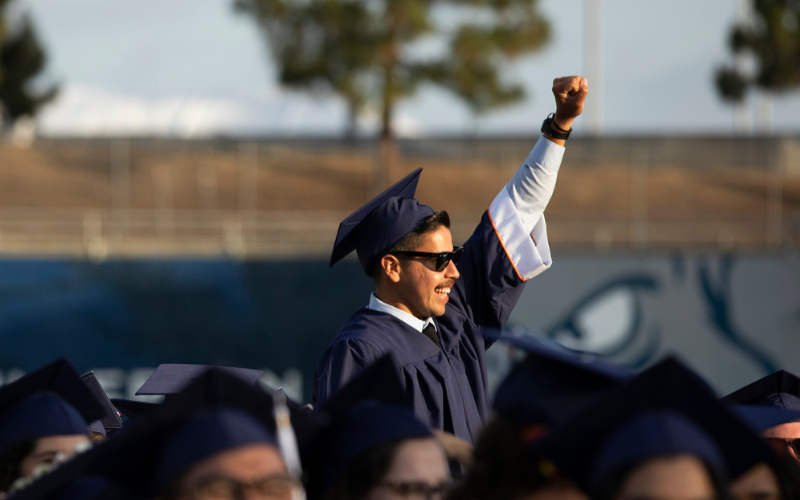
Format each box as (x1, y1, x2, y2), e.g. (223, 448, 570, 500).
(0, 253, 797, 403)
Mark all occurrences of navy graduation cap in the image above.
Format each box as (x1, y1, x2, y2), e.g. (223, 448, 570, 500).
(319, 354, 408, 417)
(322, 402, 431, 483)
(329, 168, 436, 274)
(91, 368, 322, 497)
(721, 370, 800, 411)
(81, 372, 122, 437)
(134, 364, 264, 396)
(533, 356, 773, 492)
(7, 369, 292, 500)
(487, 329, 633, 427)
(732, 405, 800, 432)
(152, 407, 277, 492)
(0, 359, 105, 452)
(108, 399, 159, 421)
(304, 355, 430, 500)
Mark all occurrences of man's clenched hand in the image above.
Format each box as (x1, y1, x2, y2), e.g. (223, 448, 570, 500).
(546, 76, 588, 145)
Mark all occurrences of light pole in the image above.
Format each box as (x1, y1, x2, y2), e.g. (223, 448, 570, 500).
(585, 0, 603, 135)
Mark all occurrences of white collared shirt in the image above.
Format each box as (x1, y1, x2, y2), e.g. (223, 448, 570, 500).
(368, 293, 436, 333)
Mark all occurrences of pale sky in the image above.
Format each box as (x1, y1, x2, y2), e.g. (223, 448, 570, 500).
(16, 0, 800, 137)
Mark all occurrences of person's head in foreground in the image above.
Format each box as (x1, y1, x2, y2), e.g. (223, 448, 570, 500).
(726, 404, 800, 500)
(446, 414, 586, 500)
(307, 401, 449, 500)
(533, 357, 774, 500)
(90, 368, 310, 500)
(154, 407, 297, 500)
(722, 370, 800, 462)
(0, 360, 104, 494)
(729, 455, 800, 500)
(446, 331, 632, 500)
(589, 411, 729, 500)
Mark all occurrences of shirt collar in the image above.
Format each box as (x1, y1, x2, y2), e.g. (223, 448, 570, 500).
(368, 293, 436, 333)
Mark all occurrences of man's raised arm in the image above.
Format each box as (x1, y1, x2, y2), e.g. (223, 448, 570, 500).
(488, 76, 588, 282)
(507, 76, 589, 232)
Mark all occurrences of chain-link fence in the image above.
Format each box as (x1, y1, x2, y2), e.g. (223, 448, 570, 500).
(0, 135, 797, 259)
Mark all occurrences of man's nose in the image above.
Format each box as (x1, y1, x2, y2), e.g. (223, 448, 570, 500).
(445, 259, 460, 280)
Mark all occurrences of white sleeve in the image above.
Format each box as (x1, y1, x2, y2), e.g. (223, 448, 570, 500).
(505, 136, 564, 232)
(487, 136, 564, 281)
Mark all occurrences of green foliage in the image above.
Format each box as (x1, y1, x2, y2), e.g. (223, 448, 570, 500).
(0, 3, 57, 124)
(235, 0, 550, 137)
(716, 0, 800, 103)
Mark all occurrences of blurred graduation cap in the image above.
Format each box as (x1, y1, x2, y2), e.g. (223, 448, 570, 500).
(91, 368, 324, 498)
(0, 359, 105, 452)
(108, 399, 159, 421)
(721, 370, 800, 411)
(533, 356, 773, 492)
(81, 373, 122, 437)
(486, 329, 633, 427)
(304, 355, 429, 500)
(319, 354, 408, 417)
(732, 405, 800, 432)
(134, 364, 263, 396)
(329, 168, 436, 274)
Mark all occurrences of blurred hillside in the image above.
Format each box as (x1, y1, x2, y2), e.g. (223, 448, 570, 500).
(0, 136, 798, 259)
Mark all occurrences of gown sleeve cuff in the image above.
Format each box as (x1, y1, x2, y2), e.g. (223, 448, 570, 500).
(488, 187, 552, 282)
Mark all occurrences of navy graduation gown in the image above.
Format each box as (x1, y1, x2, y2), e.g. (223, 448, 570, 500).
(314, 210, 531, 444)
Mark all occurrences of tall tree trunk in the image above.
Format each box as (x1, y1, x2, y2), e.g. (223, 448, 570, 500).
(373, 64, 396, 195)
(374, 9, 399, 195)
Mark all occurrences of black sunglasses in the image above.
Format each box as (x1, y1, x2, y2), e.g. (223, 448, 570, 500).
(391, 246, 464, 272)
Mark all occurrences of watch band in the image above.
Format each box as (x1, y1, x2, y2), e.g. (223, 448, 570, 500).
(541, 113, 571, 140)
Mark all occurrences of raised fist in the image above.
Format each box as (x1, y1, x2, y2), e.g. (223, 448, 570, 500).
(552, 76, 588, 131)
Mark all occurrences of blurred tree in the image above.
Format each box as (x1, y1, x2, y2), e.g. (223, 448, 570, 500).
(716, 0, 800, 103)
(0, 0, 57, 126)
(234, 0, 551, 139)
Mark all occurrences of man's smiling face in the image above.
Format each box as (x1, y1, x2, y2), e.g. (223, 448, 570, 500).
(394, 225, 461, 320)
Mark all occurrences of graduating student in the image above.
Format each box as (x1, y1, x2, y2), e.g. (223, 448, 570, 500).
(310, 402, 448, 500)
(0, 360, 104, 495)
(305, 355, 449, 500)
(448, 331, 631, 500)
(315, 76, 589, 444)
(729, 405, 800, 500)
(6, 367, 317, 500)
(534, 357, 774, 500)
(722, 370, 800, 461)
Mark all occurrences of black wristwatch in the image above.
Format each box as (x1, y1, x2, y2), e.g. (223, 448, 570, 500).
(541, 113, 571, 140)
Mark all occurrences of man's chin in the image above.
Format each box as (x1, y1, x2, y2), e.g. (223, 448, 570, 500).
(431, 304, 448, 317)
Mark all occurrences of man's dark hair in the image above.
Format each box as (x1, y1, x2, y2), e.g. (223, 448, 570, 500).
(370, 211, 451, 279)
(0, 439, 36, 493)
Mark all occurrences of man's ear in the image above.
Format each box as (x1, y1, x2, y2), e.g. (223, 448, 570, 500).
(378, 254, 402, 283)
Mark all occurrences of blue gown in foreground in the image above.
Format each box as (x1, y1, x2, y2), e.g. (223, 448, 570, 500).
(313, 211, 528, 444)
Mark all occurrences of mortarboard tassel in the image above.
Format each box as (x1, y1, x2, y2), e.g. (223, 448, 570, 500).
(272, 389, 306, 500)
